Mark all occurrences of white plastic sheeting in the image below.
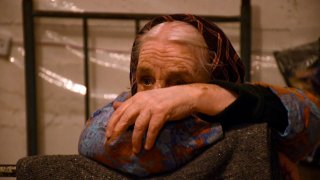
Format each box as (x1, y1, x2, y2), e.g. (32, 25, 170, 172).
(8, 41, 127, 101)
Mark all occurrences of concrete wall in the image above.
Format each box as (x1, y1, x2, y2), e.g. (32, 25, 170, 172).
(0, 0, 319, 165)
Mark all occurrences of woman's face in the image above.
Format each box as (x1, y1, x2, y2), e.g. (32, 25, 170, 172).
(136, 40, 210, 92)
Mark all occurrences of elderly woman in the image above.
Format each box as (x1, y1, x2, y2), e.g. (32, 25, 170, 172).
(79, 14, 320, 178)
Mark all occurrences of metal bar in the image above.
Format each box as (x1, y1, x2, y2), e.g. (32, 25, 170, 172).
(22, 0, 38, 155)
(33, 11, 241, 22)
(83, 18, 90, 121)
(240, 0, 252, 82)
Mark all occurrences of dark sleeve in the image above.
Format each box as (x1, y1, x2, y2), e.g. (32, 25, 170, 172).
(198, 80, 288, 133)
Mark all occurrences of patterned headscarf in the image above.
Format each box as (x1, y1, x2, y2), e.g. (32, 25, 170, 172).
(130, 14, 245, 94)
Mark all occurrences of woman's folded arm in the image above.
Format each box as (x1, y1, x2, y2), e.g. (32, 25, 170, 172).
(201, 81, 320, 162)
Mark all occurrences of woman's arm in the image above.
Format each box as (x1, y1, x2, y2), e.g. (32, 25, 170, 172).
(78, 91, 223, 177)
(105, 83, 237, 153)
(204, 81, 320, 162)
(101, 81, 320, 162)
(105, 82, 289, 153)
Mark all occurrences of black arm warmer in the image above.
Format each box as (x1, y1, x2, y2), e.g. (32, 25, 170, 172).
(198, 80, 288, 133)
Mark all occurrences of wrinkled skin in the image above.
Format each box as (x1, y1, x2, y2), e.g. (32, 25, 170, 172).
(106, 27, 237, 154)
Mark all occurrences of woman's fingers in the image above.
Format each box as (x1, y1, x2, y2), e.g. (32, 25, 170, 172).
(112, 101, 123, 110)
(106, 99, 132, 138)
(112, 106, 140, 139)
(144, 114, 166, 150)
(106, 86, 193, 151)
(132, 110, 151, 153)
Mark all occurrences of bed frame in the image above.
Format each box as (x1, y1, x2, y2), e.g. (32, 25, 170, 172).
(0, 0, 251, 177)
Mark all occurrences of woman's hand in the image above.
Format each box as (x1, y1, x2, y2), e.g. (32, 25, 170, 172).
(106, 83, 237, 154)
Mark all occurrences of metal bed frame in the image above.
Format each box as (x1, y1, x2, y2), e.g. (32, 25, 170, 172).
(1, 0, 252, 177)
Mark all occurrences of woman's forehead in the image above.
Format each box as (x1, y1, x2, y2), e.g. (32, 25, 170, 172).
(138, 40, 198, 68)
(136, 39, 210, 82)
(141, 21, 207, 48)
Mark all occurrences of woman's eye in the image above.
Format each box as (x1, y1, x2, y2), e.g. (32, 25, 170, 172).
(141, 77, 153, 86)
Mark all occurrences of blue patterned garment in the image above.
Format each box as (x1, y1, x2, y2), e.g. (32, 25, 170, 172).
(79, 92, 223, 177)
(269, 85, 320, 162)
